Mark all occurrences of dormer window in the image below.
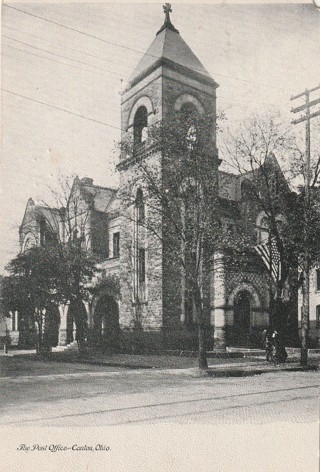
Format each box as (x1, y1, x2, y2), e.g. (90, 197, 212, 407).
(133, 106, 148, 145)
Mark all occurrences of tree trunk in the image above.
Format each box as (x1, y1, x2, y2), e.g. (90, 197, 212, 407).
(75, 306, 88, 357)
(198, 321, 208, 370)
(193, 284, 208, 370)
(301, 266, 309, 366)
(75, 324, 88, 356)
(36, 311, 42, 355)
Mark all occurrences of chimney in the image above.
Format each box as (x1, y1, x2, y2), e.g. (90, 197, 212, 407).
(80, 177, 94, 185)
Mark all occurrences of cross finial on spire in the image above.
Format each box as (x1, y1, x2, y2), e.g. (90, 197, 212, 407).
(156, 3, 179, 36)
(163, 3, 172, 21)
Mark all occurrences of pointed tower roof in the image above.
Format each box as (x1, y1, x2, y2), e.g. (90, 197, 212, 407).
(128, 4, 215, 88)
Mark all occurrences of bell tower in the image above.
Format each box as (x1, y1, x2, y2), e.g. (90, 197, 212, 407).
(117, 5, 219, 349)
(118, 3, 219, 174)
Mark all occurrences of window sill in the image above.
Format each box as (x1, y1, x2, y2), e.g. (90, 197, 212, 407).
(105, 255, 120, 261)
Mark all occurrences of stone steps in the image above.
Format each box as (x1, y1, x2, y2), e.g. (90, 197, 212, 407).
(53, 341, 78, 352)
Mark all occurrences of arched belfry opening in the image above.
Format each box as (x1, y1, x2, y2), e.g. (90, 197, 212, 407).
(180, 102, 199, 120)
(133, 106, 148, 145)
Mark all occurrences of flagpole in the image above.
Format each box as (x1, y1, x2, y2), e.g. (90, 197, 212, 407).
(268, 231, 274, 330)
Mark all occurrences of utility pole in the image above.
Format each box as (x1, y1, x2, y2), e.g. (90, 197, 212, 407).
(291, 85, 320, 366)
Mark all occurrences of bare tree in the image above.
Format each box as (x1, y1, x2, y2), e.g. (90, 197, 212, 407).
(119, 106, 224, 369)
(289, 118, 320, 365)
(222, 112, 320, 362)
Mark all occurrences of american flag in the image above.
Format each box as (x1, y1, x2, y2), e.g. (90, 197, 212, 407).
(254, 237, 281, 282)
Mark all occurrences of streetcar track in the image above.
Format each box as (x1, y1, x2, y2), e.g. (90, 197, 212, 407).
(1, 384, 318, 425)
(112, 394, 318, 426)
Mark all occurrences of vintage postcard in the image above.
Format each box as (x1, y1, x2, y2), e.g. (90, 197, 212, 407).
(1, 1, 319, 471)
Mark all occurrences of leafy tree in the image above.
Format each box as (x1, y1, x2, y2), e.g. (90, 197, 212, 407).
(1, 176, 101, 355)
(1, 246, 60, 353)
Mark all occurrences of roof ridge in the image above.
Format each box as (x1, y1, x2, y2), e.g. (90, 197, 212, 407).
(80, 182, 118, 192)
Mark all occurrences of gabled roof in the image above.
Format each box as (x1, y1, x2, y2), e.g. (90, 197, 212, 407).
(70, 177, 117, 213)
(20, 199, 60, 234)
(79, 181, 117, 213)
(218, 153, 291, 202)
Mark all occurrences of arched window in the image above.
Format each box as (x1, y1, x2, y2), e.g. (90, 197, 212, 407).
(316, 305, 320, 329)
(275, 214, 286, 236)
(134, 188, 146, 303)
(136, 188, 145, 225)
(22, 233, 36, 252)
(180, 103, 199, 150)
(256, 215, 270, 244)
(133, 106, 148, 145)
(269, 175, 280, 196)
(186, 124, 197, 150)
(316, 268, 320, 292)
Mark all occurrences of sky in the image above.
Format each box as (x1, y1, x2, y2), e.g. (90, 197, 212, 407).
(1, 2, 320, 271)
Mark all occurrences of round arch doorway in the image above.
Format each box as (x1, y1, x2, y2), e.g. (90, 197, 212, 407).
(94, 295, 120, 351)
(44, 305, 60, 348)
(233, 290, 251, 344)
(66, 300, 87, 344)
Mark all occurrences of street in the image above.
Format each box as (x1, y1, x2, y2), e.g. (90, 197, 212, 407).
(0, 356, 319, 472)
(0, 356, 319, 426)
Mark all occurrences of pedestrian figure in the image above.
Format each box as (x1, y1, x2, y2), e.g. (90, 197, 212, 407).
(262, 328, 274, 361)
(272, 330, 287, 364)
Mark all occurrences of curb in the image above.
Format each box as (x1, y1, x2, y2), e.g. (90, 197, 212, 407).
(205, 365, 318, 378)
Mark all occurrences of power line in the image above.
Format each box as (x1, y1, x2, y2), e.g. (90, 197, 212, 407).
(3, 35, 125, 79)
(1, 28, 162, 89)
(3, 43, 81, 71)
(4, 3, 296, 94)
(2, 24, 122, 68)
(2, 23, 279, 104)
(2, 88, 124, 132)
(2, 46, 254, 109)
(2, 46, 115, 94)
(2, 42, 254, 111)
(4, 4, 148, 58)
(1, 51, 27, 64)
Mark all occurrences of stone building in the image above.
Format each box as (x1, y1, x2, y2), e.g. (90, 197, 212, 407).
(298, 267, 320, 347)
(7, 7, 313, 350)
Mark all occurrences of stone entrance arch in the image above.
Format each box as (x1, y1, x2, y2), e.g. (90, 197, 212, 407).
(66, 300, 87, 344)
(44, 305, 60, 347)
(234, 291, 251, 337)
(93, 295, 120, 351)
(228, 283, 262, 346)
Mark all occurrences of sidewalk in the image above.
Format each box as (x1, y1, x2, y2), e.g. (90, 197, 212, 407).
(3, 348, 319, 377)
